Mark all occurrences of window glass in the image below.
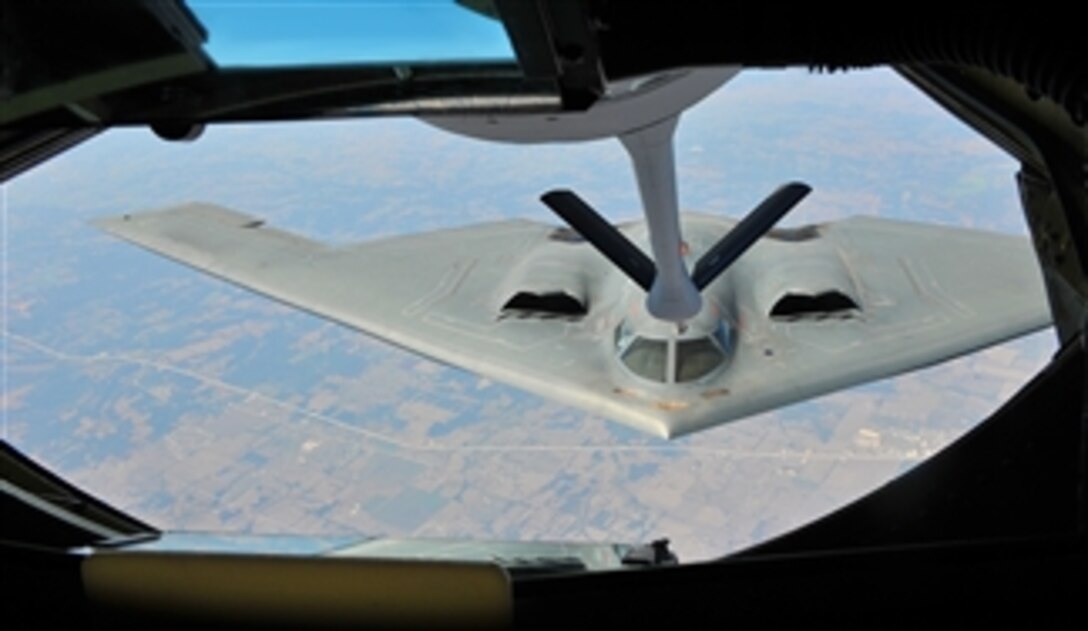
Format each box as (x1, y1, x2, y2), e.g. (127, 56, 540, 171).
(190, 1, 515, 66)
(675, 337, 724, 382)
(7, 67, 1054, 565)
(713, 325, 732, 355)
(614, 322, 635, 354)
(622, 337, 668, 382)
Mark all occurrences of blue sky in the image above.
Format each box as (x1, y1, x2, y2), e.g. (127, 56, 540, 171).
(188, 0, 515, 65)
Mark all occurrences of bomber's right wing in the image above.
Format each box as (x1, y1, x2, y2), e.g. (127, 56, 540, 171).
(663, 214, 1053, 436)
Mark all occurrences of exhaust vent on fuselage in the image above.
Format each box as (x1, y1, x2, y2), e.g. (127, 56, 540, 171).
(770, 291, 859, 320)
(494, 235, 595, 321)
(501, 291, 587, 319)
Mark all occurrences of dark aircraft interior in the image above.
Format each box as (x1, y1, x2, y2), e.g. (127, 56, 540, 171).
(1, 2, 1084, 627)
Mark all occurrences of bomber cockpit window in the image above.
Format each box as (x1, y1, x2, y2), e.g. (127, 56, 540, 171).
(616, 321, 729, 384)
(621, 337, 668, 383)
(675, 338, 724, 382)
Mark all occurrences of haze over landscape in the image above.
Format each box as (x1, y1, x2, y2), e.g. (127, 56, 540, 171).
(1, 68, 1054, 560)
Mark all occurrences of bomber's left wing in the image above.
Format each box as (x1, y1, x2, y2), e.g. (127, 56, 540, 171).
(94, 203, 684, 435)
